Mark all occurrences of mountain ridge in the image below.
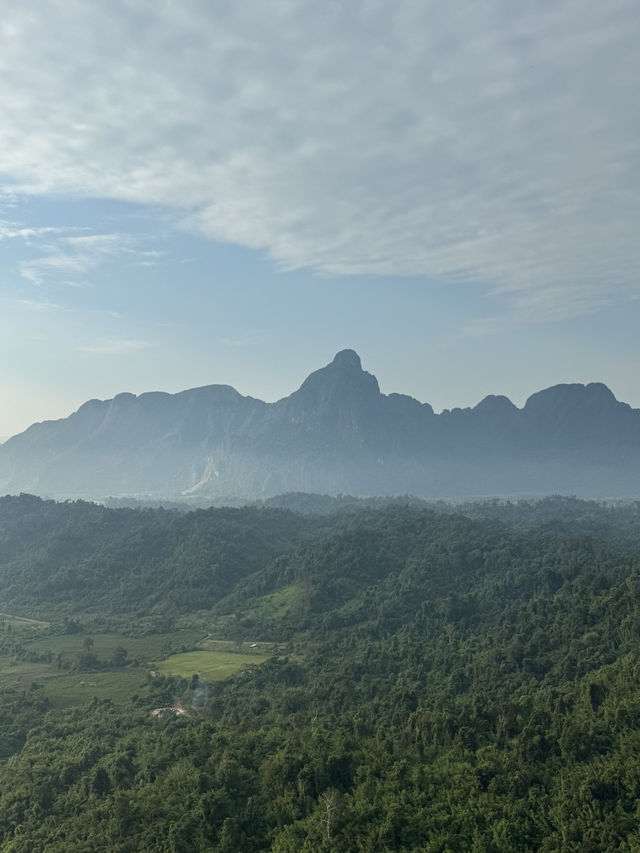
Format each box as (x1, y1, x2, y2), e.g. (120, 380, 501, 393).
(1, 349, 639, 500)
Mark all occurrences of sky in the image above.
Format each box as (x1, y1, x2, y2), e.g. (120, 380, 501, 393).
(1, 0, 639, 438)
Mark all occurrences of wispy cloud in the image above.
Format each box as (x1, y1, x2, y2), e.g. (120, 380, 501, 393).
(0, 1, 639, 319)
(0, 220, 72, 241)
(19, 232, 133, 285)
(6, 296, 68, 313)
(75, 338, 151, 355)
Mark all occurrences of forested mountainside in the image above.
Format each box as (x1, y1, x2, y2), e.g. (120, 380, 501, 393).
(2, 496, 640, 850)
(2, 350, 640, 500)
(0, 494, 324, 615)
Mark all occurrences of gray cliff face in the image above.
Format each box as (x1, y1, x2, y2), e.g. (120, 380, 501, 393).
(1, 350, 639, 499)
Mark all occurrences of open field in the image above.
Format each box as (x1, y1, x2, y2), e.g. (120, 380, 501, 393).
(0, 658, 146, 707)
(26, 629, 204, 665)
(39, 669, 147, 709)
(0, 658, 52, 687)
(156, 649, 268, 681)
(0, 628, 270, 709)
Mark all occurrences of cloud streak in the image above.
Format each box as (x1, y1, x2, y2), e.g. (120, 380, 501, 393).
(0, 1, 639, 319)
(18, 232, 134, 286)
(0, 220, 71, 241)
(5, 296, 68, 313)
(75, 338, 151, 355)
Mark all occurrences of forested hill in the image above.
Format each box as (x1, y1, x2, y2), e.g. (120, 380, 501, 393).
(2, 496, 640, 849)
(0, 494, 324, 615)
(264, 492, 640, 547)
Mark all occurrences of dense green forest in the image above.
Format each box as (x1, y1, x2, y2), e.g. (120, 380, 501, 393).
(2, 494, 640, 850)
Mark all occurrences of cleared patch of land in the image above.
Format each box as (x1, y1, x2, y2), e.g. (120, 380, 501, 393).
(41, 669, 148, 709)
(0, 659, 52, 686)
(0, 659, 145, 707)
(244, 584, 306, 625)
(26, 629, 202, 665)
(156, 649, 268, 681)
(0, 628, 270, 709)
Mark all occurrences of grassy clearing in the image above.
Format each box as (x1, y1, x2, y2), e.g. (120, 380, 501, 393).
(245, 584, 306, 624)
(43, 669, 147, 709)
(0, 659, 52, 687)
(0, 658, 145, 707)
(156, 649, 268, 681)
(25, 629, 203, 663)
(0, 629, 200, 710)
(0, 629, 269, 708)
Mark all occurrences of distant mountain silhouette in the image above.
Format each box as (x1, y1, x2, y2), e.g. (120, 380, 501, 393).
(1, 350, 639, 499)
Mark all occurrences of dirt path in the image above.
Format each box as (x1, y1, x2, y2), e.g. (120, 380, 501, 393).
(0, 612, 50, 628)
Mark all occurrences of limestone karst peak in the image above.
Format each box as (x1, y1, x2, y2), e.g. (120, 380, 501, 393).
(330, 349, 363, 370)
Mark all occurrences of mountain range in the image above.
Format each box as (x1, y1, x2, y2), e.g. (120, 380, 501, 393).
(1, 349, 639, 500)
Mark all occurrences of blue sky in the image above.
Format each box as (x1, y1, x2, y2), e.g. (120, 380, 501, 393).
(1, 1, 639, 437)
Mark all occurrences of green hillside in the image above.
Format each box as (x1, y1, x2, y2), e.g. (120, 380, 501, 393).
(1, 496, 640, 850)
